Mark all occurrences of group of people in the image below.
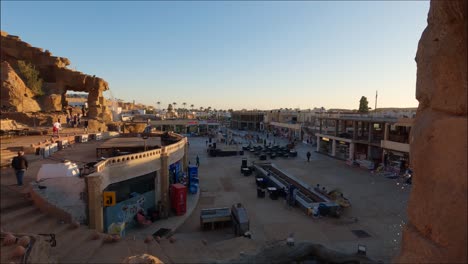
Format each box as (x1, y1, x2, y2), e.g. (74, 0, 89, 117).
(52, 116, 89, 137)
(66, 103, 88, 117)
(65, 114, 86, 128)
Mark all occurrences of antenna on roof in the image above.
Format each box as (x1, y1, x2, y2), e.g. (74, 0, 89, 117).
(375, 90, 378, 112)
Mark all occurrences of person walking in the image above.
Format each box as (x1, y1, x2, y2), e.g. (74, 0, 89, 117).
(196, 155, 200, 167)
(84, 119, 89, 133)
(53, 120, 61, 137)
(11, 151, 28, 186)
(306, 151, 311, 162)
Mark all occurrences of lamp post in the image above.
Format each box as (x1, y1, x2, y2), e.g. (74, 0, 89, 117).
(143, 135, 148, 151)
(33, 112, 37, 128)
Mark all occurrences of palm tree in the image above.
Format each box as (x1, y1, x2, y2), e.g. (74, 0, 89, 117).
(190, 104, 194, 111)
(172, 102, 177, 115)
(182, 102, 187, 118)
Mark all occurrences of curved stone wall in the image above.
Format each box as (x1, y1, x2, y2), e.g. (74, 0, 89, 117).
(87, 135, 188, 231)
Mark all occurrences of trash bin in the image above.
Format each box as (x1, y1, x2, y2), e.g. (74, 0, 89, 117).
(242, 167, 252, 176)
(242, 158, 248, 167)
(257, 188, 265, 198)
(268, 187, 278, 200)
(256, 178, 264, 187)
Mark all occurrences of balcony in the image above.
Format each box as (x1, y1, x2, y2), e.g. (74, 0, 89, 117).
(381, 140, 410, 153)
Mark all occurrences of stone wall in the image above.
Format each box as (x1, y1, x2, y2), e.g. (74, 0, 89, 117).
(396, 0, 467, 263)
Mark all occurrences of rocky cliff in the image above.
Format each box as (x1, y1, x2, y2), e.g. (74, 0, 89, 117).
(1, 31, 112, 125)
(397, 0, 467, 263)
(1, 61, 41, 112)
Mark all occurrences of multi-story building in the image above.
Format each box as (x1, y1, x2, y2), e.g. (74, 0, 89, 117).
(313, 114, 413, 172)
(230, 110, 265, 131)
(263, 108, 415, 172)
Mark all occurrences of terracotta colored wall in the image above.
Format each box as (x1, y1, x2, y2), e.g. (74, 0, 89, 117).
(396, 0, 467, 263)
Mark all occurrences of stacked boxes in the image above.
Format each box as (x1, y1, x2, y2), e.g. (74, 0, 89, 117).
(58, 139, 69, 150)
(75, 134, 89, 143)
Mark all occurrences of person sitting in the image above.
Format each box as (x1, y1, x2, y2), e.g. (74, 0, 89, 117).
(314, 184, 320, 192)
(135, 210, 151, 227)
(147, 207, 160, 222)
(321, 187, 327, 194)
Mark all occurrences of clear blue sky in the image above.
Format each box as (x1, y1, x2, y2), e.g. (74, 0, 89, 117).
(1, 1, 429, 110)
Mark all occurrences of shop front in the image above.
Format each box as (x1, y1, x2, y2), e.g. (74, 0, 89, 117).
(368, 146, 383, 165)
(103, 172, 157, 233)
(335, 141, 350, 160)
(383, 150, 409, 175)
(319, 137, 332, 155)
(354, 143, 369, 160)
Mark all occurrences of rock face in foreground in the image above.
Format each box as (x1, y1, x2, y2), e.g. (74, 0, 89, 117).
(1, 31, 112, 124)
(218, 241, 375, 264)
(1, 61, 41, 112)
(397, 0, 467, 263)
(122, 254, 164, 264)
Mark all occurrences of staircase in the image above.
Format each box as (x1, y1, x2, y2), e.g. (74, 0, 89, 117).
(0, 186, 105, 263)
(0, 148, 18, 168)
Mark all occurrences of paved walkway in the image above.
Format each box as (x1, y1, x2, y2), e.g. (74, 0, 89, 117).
(174, 131, 410, 263)
(1, 130, 410, 263)
(127, 191, 200, 239)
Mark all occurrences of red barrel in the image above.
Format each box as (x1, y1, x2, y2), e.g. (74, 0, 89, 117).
(170, 183, 187, 215)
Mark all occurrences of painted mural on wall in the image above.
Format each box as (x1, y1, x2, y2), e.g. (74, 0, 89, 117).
(118, 195, 146, 224)
(104, 191, 155, 232)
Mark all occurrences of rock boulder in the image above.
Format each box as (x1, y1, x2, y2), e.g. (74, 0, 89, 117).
(397, 0, 467, 263)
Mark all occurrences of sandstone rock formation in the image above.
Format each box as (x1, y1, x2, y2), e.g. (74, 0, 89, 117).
(1, 31, 112, 126)
(122, 254, 164, 264)
(1, 61, 41, 112)
(397, 0, 467, 263)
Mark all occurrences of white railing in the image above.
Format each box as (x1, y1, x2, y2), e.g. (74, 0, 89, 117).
(381, 140, 410, 153)
(94, 136, 187, 172)
(95, 148, 162, 172)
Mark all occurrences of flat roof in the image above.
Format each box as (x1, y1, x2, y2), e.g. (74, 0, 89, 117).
(98, 137, 161, 149)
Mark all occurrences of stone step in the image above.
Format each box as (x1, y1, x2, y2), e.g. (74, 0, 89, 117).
(1, 205, 37, 224)
(0, 198, 33, 213)
(18, 214, 59, 235)
(56, 228, 102, 263)
(0, 151, 16, 167)
(53, 226, 89, 253)
(86, 239, 133, 264)
(6, 146, 24, 151)
(9, 209, 51, 233)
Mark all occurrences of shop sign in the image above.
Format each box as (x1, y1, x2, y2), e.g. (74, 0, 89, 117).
(103, 191, 116, 207)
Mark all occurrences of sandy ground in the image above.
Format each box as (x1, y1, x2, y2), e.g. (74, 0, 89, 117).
(0, 130, 410, 263)
(176, 132, 410, 263)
